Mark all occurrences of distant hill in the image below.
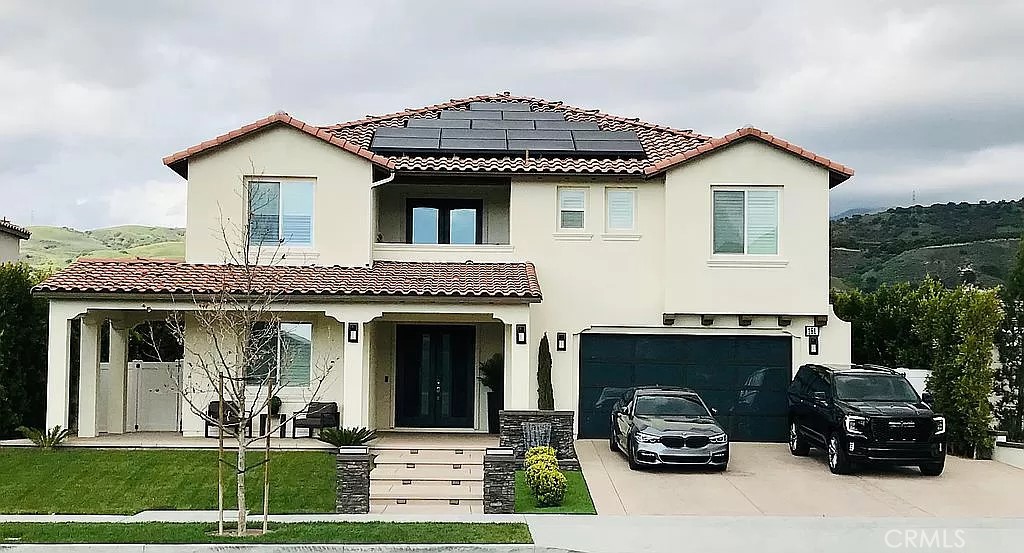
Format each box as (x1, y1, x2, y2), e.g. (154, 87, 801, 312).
(831, 199, 1024, 289)
(830, 207, 879, 220)
(21, 225, 184, 270)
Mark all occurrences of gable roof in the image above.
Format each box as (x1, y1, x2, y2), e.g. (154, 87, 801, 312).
(0, 219, 30, 240)
(34, 258, 542, 301)
(162, 93, 853, 184)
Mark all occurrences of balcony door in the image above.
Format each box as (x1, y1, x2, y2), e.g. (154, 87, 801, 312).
(406, 199, 483, 244)
(395, 325, 476, 428)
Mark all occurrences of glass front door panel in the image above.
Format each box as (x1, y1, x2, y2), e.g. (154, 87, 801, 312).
(395, 325, 475, 428)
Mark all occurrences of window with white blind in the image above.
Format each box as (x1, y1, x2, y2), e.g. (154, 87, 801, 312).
(248, 180, 314, 246)
(247, 322, 312, 386)
(712, 188, 779, 255)
(606, 188, 636, 231)
(558, 188, 587, 230)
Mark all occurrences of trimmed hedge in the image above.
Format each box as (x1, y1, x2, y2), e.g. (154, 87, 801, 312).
(523, 446, 566, 507)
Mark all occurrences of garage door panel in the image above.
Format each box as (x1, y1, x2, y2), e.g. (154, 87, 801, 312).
(579, 334, 792, 441)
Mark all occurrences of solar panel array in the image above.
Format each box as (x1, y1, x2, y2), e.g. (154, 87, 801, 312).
(369, 102, 645, 157)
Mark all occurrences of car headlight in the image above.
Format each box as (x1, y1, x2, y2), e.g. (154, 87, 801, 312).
(844, 415, 868, 435)
(933, 416, 946, 435)
(709, 433, 728, 444)
(636, 432, 661, 443)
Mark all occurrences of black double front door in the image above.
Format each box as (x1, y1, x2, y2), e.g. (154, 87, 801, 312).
(395, 325, 476, 428)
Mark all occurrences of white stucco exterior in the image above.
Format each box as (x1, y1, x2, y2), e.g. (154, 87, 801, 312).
(0, 231, 24, 263)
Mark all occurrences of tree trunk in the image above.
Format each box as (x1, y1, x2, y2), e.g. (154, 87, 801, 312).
(236, 433, 247, 536)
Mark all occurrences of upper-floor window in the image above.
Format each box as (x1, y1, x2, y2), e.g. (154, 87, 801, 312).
(247, 322, 312, 387)
(248, 180, 314, 247)
(606, 188, 636, 231)
(712, 188, 779, 255)
(558, 187, 587, 230)
(406, 199, 482, 245)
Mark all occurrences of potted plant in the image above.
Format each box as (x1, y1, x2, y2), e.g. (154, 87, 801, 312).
(478, 353, 504, 433)
(269, 396, 282, 416)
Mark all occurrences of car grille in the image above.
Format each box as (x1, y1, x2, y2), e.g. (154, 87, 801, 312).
(870, 418, 932, 442)
(659, 454, 711, 464)
(659, 435, 711, 448)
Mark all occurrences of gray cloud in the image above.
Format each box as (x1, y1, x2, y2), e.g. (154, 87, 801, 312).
(0, 0, 1021, 228)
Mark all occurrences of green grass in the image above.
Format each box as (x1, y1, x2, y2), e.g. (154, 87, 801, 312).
(0, 522, 532, 544)
(514, 470, 596, 514)
(21, 225, 184, 269)
(0, 449, 334, 514)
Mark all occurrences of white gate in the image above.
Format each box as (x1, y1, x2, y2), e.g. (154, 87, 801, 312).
(126, 361, 182, 432)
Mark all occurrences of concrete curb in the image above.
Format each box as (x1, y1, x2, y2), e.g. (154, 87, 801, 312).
(0, 512, 529, 524)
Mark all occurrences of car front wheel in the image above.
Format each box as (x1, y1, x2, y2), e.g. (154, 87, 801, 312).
(627, 440, 641, 471)
(789, 421, 810, 456)
(827, 433, 853, 475)
(920, 460, 944, 476)
(609, 428, 619, 452)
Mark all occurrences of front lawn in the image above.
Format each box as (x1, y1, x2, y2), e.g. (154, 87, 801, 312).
(0, 449, 335, 514)
(0, 522, 532, 544)
(514, 470, 596, 514)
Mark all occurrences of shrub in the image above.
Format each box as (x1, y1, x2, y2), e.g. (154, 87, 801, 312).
(537, 334, 554, 410)
(17, 425, 70, 449)
(317, 426, 377, 447)
(524, 445, 556, 467)
(0, 263, 48, 437)
(532, 465, 568, 507)
(525, 457, 558, 489)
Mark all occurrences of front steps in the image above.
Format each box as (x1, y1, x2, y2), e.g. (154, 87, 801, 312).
(369, 438, 492, 514)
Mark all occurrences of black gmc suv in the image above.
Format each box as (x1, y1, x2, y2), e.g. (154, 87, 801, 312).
(787, 364, 946, 476)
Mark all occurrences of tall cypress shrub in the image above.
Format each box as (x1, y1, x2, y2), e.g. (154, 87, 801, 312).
(0, 263, 48, 437)
(994, 237, 1024, 440)
(537, 333, 554, 410)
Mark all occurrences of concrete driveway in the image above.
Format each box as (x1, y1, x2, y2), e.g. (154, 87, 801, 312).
(577, 440, 1024, 517)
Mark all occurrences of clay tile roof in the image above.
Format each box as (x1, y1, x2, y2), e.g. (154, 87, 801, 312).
(0, 218, 30, 240)
(33, 258, 542, 301)
(161, 94, 852, 184)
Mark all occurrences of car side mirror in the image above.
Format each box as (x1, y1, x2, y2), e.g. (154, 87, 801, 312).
(812, 391, 829, 404)
(921, 392, 934, 405)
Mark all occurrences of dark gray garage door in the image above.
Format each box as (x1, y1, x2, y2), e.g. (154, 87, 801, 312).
(578, 334, 792, 442)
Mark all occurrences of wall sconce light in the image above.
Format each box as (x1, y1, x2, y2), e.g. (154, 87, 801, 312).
(700, 315, 714, 326)
(738, 315, 753, 327)
(347, 323, 359, 343)
(515, 324, 527, 345)
(662, 314, 675, 326)
(556, 332, 567, 351)
(777, 316, 792, 327)
(814, 315, 829, 327)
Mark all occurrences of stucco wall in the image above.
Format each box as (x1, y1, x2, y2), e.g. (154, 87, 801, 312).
(184, 125, 374, 266)
(0, 233, 20, 263)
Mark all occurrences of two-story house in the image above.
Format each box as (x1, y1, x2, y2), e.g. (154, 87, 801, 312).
(37, 93, 852, 444)
(0, 218, 30, 262)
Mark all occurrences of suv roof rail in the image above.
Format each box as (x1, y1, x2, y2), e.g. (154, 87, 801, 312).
(854, 363, 900, 374)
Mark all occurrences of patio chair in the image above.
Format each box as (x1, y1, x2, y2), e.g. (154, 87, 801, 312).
(204, 401, 251, 438)
(292, 402, 339, 438)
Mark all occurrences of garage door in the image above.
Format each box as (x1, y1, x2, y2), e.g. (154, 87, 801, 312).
(578, 334, 792, 442)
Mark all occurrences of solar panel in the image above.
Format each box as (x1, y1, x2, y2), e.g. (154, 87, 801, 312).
(440, 138, 508, 151)
(374, 127, 441, 138)
(471, 119, 536, 130)
(370, 136, 441, 150)
(571, 130, 639, 141)
(440, 128, 506, 139)
(506, 130, 573, 140)
(506, 139, 576, 153)
(440, 110, 502, 120)
(469, 101, 531, 111)
(501, 111, 566, 121)
(406, 118, 470, 129)
(574, 140, 645, 153)
(535, 120, 601, 131)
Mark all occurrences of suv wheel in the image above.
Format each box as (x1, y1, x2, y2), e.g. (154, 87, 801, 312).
(827, 433, 853, 475)
(919, 460, 945, 476)
(789, 421, 810, 456)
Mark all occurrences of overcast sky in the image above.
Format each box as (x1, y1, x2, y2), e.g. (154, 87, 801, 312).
(1, 0, 1021, 229)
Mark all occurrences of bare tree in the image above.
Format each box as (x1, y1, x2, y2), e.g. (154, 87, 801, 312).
(141, 171, 339, 536)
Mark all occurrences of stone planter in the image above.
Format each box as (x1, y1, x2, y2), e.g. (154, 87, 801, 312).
(498, 409, 579, 468)
(335, 446, 371, 514)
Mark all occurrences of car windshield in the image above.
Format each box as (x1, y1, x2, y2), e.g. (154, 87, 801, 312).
(634, 395, 709, 417)
(834, 374, 920, 402)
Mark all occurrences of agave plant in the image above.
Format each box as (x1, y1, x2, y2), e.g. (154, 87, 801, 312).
(17, 425, 70, 449)
(318, 426, 377, 447)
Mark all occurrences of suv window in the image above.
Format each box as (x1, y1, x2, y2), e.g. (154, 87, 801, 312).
(807, 370, 831, 397)
(835, 374, 919, 402)
(790, 367, 811, 396)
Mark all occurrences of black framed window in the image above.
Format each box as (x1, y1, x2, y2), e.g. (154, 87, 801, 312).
(406, 199, 483, 245)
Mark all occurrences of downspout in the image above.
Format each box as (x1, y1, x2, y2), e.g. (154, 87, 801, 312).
(368, 170, 396, 265)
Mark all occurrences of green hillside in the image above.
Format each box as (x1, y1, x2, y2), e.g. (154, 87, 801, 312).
(831, 199, 1024, 289)
(21, 225, 184, 269)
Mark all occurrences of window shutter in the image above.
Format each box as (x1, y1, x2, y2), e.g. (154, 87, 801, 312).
(746, 190, 778, 254)
(607, 189, 635, 230)
(248, 182, 280, 245)
(559, 189, 585, 229)
(279, 323, 312, 386)
(713, 190, 745, 254)
(281, 181, 314, 245)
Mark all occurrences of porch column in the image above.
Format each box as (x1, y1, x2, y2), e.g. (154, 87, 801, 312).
(342, 322, 370, 427)
(44, 306, 74, 430)
(106, 321, 129, 434)
(77, 316, 102, 438)
(503, 322, 531, 409)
